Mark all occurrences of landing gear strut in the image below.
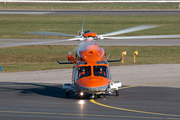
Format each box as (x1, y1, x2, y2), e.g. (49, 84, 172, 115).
(94, 94, 97, 100)
(115, 90, 119, 96)
(66, 91, 70, 97)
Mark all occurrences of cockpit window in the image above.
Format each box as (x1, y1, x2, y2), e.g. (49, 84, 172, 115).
(93, 66, 109, 78)
(77, 66, 91, 79)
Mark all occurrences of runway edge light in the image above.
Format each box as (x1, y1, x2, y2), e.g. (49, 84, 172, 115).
(134, 51, 138, 63)
(122, 51, 126, 63)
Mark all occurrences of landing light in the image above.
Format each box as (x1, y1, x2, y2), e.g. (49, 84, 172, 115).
(80, 92, 84, 96)
(79, 100, 85, 105)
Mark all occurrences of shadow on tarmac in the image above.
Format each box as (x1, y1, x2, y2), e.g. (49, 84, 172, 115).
(1, 82, 180, 102)
(0, 82, 108, 99)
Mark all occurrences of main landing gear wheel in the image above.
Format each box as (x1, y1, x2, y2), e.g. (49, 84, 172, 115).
(66, 92, 70, 97)
(94, 94, 97, 100)
(115, 90, 119, 96)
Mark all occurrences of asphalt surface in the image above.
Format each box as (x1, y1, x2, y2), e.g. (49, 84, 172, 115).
(1, 10, 180, 15)
(0, 64, 180, 120)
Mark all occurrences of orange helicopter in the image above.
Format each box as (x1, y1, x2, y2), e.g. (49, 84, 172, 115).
(23, 16, 180, 99)
(58, 37, 123, 99)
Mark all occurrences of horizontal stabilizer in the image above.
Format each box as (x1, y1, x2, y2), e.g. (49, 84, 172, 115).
(56, 59, 73, 64)
(108, 57, 123, 62)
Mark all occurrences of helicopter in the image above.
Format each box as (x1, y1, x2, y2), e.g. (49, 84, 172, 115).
(13, 16, 180, 99)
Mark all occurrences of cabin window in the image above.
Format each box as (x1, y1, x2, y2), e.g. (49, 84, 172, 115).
(76, 66, 91, 80)
(93, 66, 109, 79)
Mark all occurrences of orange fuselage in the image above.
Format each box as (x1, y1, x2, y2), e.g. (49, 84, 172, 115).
(74, 63, 110, 92)
(73, 41, 111, 92)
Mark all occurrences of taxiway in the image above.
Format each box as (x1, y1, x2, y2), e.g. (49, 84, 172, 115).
(0, 64, 180, 120)
(1, 10, 180, 15)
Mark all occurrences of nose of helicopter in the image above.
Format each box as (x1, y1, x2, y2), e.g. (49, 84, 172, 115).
(76, 77, 110, 88)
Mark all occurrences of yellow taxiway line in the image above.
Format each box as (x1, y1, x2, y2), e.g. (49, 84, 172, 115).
(90, 99, 180, 117)
(0, 80, 180, 119)
(90, 80, 180, 118)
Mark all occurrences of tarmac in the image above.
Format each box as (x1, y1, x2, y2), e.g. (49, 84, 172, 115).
(0, 64, 180, 120)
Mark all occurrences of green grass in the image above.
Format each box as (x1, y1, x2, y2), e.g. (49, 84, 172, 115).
(0, 45, 180, 72)
(1, 15, 180, 39)
(1, 3, 180, 10)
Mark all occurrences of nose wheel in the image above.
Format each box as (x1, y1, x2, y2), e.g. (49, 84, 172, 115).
(90, 93, 97, 100)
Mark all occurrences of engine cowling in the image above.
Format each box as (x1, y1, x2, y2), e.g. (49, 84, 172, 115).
(79, 44, 105, 62)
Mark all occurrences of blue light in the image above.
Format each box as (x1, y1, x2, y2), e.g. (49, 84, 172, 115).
(0, 66, 2, 71)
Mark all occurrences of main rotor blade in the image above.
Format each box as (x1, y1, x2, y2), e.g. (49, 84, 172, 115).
(24, 31, 80, 38)
(101, 25, 158, 37)
(81, 15, 86, 31)
(103, 35, 180, 39)
(0, 38, 81, 48)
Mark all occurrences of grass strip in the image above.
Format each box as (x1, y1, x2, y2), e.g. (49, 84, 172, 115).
(0, 45, 180, 72)
(1, 3, 180, 10)
(0, 15, 180, 39)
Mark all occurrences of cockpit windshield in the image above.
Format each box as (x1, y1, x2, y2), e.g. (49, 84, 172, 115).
(77, 66, 91, 79)
(93, 66, 109, 78)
